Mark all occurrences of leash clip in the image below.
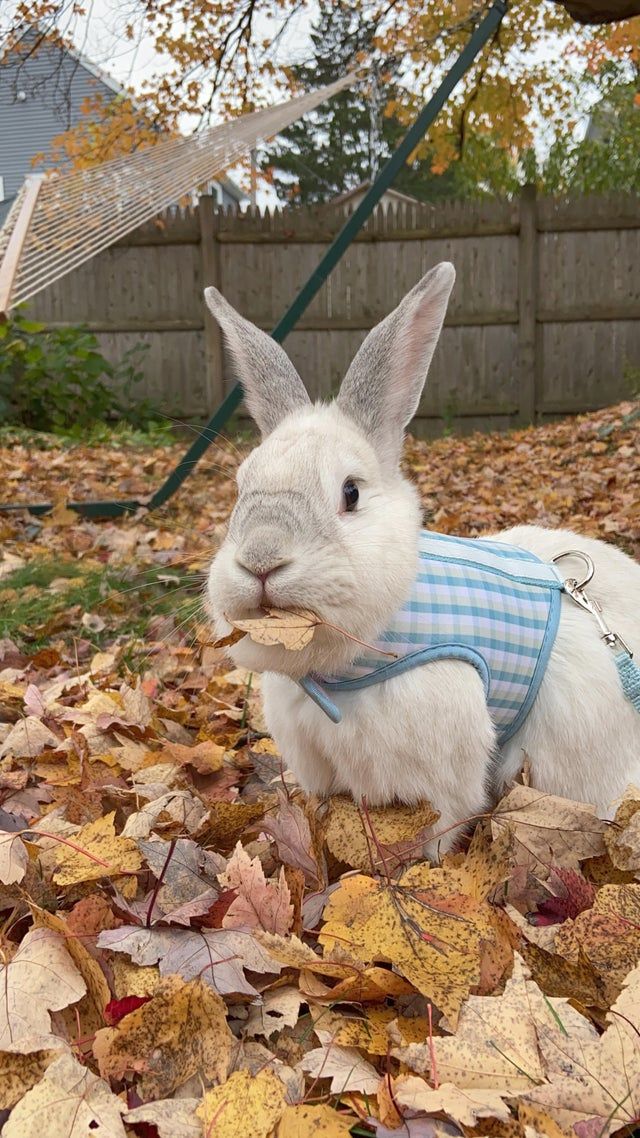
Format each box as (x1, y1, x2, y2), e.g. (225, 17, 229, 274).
(552, 550, 633, 657)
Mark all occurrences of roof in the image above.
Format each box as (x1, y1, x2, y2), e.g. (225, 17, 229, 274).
(328, 180, 422, 207)
(0, 25, 123, 96)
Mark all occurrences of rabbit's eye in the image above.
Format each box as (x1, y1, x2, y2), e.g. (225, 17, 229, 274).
(342, 480, 359, 513)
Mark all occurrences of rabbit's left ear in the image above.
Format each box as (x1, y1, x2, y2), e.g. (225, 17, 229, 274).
(337, 263, 455, 467)
(204, 288, 311, 436)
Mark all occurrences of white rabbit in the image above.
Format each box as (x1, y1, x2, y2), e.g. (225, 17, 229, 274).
(204, 265, 640, 853)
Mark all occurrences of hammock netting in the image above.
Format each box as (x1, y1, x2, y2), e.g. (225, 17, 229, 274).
(0, 73, 355, 315)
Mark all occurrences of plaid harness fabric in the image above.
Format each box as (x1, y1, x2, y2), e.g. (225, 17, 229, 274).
(299, 530, 565, 743)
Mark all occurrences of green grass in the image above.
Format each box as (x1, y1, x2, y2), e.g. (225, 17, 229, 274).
(0, 557, 205, 654)
(0, 419, 177, 449)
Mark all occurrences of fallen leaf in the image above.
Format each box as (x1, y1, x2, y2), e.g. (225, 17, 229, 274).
(394, 1075, 513, 1126)
(0, 717, 59, 759)
(261, 790, 324, 886)
(0, 927, 86, 1053)
(245, 985, 305, 1040)
(196, 1068, 286, 1138)
(0, 1051, 55, 1110)
(124, 1098, 201, 1138)
(297, 1029, 380, 1095)
(319, 865, 494, 1027)
(276, 1103, 354, 1137)
(553, 882, 640, 1001)
(53, 811, 143, 885)
(324, 796, 439, 872)
(0, 828, 28, 885)
(97, 924, 280, 997)
(93, 976, 232, 1097)
(604, 789, 640, 874)
(220, 841, 293, 935)
(492, 787, 606, 872)
(2, 1052, 126, 1137)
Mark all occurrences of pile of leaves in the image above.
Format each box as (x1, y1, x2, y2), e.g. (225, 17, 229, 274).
(0, 401, 638, 1137)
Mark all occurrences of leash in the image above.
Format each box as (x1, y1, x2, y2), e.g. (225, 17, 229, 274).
(553, 550, 640, 713)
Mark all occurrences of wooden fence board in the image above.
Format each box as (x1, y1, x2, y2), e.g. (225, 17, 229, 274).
(25, 189, 639, 433)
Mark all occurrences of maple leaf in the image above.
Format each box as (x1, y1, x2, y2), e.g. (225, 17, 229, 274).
(0, 827, 28, 885)
(603, 788, 640, 874)
(52, 811, 143, 885)
(2, 1053, 127, 1138)
(0, 927, 86, 1053)
(245, 985, 305, 1040)
(491, 785, 607, 871)
(219, 841, 294, 935)
(394, 1076, 514, 1127)
(553, 882, 640, 1001)
(0, 1051, 55, 1111)
(32, 907, 111, 1042)
(97, 923, 281, 997)
(297, 1029, 381, 1095)
(319, 864, 495, 1027)
(93, 975, 232, 1098)
(532, 866, 597, 925)
(0, 716, 59, 759)
(136, 835, 223, 924)
(393, 954, 596, 1094)
(523, 963, 640, 1136)
(261, 789, 324, 886)
(276, 1104, 354, 1137)
(124, 1099, 201, 1138)
(197, 1069, 287, 1138)
(324, 796, 439, 872)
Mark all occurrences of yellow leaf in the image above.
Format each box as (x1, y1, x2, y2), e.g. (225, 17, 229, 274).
(491, 786, 606, 872)
(197, 1069, 286, 1138)
(228, 607, 319, 650)
(394, 1075, 513, 1126)
(53, 811, 143, 885)
(276, 1103, 353, 1137)
(2, 1053, 126, 1138)
(94, 976, 232, 1098)
(0, 1051, 55, 1110)
(324, 796, 439, 872)
(320, 864, 495, 1027)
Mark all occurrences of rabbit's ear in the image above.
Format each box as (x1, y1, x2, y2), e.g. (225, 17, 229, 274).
(204, 288, 311, 436)
(337, 263, 455, 466)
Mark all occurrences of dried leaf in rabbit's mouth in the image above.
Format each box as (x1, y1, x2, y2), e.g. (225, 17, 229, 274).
(223, 608, 320, 651)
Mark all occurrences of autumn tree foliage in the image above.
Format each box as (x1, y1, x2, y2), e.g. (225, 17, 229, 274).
(2, 0, 639, 179)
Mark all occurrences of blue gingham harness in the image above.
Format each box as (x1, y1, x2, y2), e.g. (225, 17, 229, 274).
(300, 530, 565, 744)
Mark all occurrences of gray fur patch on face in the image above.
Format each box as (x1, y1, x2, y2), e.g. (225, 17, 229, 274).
(204, 287, 311, 436)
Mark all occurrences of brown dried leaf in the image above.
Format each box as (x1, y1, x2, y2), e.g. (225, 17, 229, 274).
(0, 927, 86, 1053)
(220, 841, 293, 935)
(394, 1075, 513, 1127)
(297, 1029, 381, 1095)
(228, 608, 319, 651)
(491, 786, 606, 871)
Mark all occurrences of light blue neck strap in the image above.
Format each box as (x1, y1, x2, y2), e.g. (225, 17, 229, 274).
(615, 651, 640, 713)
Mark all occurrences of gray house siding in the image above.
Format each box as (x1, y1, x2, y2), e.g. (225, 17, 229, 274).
(0, 31, 117, 221)
(0, 31, 246, 224)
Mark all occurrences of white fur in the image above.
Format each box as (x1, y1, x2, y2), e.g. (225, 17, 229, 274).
(204, 269, 640, 854)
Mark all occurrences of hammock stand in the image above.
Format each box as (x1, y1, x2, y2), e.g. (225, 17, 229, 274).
(0, 0, 508, 519)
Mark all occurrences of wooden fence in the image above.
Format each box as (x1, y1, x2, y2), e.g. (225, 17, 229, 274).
(30, 189, 640, 436)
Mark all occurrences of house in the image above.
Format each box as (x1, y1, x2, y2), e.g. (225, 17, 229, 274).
(0, 28, 246, 224)
(326, 181, 423, 212)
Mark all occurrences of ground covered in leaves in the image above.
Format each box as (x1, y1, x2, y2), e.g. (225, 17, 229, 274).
(0, 402, 639, 1138)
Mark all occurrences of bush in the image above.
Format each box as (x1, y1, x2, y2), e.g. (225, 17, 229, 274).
(0, 310, 154, 433)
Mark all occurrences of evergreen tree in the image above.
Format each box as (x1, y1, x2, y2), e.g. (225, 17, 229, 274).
(261, 1, 461, 206)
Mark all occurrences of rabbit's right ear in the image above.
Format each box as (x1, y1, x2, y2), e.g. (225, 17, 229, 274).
(337, 263, 455, 467)
(204, 289, 311, 436)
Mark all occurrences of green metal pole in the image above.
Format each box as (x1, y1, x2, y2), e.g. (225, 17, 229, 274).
(147, 0, 507, 511)
(0, 0, 507, 520)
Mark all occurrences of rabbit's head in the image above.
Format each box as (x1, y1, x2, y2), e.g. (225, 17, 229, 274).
(205, 263, 455, 679)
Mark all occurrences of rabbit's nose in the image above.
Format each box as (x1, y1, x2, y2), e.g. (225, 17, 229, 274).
(235, 553, 291, 583)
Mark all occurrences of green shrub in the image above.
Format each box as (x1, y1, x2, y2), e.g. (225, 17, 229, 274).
(0, 310, 154, 433)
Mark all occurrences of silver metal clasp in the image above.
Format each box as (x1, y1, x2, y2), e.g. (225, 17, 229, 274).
(552, 550, 633, 657)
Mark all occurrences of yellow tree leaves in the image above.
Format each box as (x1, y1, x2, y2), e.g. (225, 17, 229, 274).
(196, 1069, 286, 1138)
(324, 796, 439, 872)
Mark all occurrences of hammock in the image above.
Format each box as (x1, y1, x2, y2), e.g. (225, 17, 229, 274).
(0, 73, 355, 318)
